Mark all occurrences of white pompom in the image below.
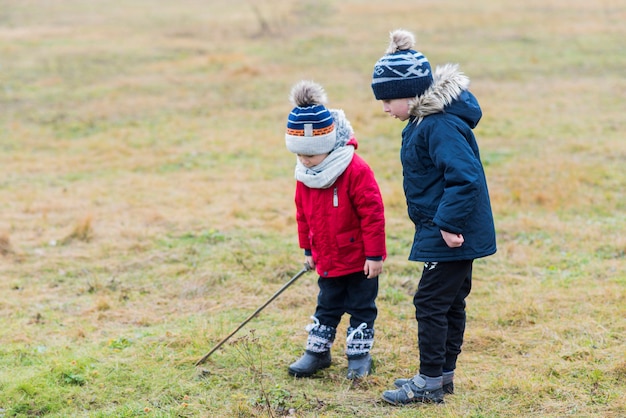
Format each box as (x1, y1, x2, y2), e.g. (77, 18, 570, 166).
(386, 29, 415, 54)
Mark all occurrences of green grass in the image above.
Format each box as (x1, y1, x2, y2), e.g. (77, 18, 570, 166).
(1, 0, 625, 416)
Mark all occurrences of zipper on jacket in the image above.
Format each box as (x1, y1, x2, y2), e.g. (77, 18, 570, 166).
(333, 187, 338, 207)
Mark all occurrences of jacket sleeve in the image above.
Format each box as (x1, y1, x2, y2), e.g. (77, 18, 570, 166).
(428, 118, 482, 234)
(294, 182, 311, 250)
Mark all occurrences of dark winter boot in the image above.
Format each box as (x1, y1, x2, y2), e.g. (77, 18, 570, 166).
(382, 374, 444, 405)
(442, 370, 454, 394)
(394, 370, 454, 394)
(345, 323, 374, 379)
(288, 317, 335, 378)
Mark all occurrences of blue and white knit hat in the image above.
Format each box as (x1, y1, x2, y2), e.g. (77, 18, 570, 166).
(285, 80, 336, 155)
(371, 29, 433, 100)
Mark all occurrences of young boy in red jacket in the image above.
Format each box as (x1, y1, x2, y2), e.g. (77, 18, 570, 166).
(284, 80, 386, 379)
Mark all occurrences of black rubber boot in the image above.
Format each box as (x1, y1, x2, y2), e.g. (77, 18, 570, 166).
(345, 323, 374, 379)
(346, 353, 372, 379)
(288, 351, 331, 378)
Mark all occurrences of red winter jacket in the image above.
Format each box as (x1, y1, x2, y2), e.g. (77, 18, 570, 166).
(295, 144, 386, 278)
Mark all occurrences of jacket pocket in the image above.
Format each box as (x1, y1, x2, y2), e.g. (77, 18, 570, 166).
(336, 229, 362, 248)
(335, 229, 363, 270)
(408, 206, 435, 226)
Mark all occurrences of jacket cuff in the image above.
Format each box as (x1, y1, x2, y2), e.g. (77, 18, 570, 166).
(304, 249, 312, 256)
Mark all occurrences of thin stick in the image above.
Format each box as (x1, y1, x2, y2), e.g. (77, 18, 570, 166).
(195, 263, 311, 366)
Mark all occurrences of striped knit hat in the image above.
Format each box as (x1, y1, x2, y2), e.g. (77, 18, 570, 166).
(285, 80, 336, 155)
(371, 29, 433, 100)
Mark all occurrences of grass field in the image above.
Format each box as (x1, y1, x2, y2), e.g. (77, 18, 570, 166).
(1, 0, 625, 416)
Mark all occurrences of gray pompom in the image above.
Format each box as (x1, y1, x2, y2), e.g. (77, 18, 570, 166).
(329, 108, 354, 146)
(386, 29, 415, 54)
(289, 80, 328, 107)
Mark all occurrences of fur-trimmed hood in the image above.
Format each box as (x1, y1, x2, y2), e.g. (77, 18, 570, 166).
(409, 63, 481, 128)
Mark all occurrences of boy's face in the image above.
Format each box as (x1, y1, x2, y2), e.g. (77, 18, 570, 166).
(382, 98, 411, 121)
(297, 153, 329, 168)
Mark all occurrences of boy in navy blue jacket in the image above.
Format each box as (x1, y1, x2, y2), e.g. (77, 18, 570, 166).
(370, 29, 497, 405)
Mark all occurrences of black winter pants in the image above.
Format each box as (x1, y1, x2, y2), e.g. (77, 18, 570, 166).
(414, 260, 473, 377)
(314, 271, 378, 330)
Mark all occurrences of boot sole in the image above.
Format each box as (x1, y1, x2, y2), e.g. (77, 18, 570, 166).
(381, 393, 444, 405)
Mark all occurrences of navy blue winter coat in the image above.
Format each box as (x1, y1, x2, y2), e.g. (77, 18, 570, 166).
(401, 64, 496, 262)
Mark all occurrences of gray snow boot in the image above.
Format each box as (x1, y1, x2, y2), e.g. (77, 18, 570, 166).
(394, 370, 454, 394)
(382, 374, 444, 405)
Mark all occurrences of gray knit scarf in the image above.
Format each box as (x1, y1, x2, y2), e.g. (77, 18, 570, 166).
(294, 145, 354, 189)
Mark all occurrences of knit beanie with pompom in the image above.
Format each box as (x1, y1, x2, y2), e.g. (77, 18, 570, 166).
(371, 29, 433, 100)
(285, 80, 337, 155)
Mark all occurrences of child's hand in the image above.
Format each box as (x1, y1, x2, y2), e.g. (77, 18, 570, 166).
(441, 230, 464, 248)
(305, 255, 315, 270)
(364, 260, 383, 279)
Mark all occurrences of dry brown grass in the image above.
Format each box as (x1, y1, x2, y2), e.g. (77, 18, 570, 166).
(1, 0, 625, 416)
